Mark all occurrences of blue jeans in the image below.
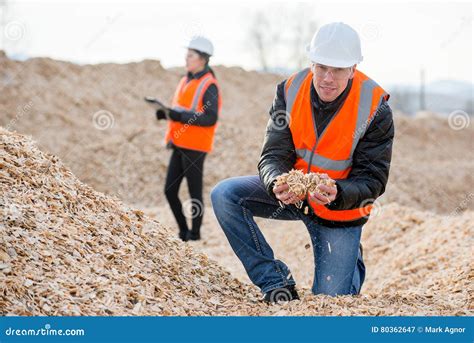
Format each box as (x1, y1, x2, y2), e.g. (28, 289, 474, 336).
(210, 175, 366, 296)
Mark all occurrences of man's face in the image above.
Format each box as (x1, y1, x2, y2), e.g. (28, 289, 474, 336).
(311, 63, 356, 102)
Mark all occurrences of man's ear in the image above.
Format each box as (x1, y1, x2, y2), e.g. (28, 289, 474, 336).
(310, 63, 316, 73)
(350, 64, 357, 78)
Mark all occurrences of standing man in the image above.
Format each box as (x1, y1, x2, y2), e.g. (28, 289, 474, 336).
(211, 23, 394, 302)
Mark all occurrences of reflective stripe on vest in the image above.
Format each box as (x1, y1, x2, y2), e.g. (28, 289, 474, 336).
(294, 148, 352, 171)
(284, 68, 389, 222)
(172, 75, 213, 113)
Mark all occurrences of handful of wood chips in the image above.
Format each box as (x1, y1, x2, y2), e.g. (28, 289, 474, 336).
(275, 169, 336, 213)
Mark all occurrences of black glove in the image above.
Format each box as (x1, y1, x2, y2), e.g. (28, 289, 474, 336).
(155, 108, 182, 122)
(156, 109, 168, 120)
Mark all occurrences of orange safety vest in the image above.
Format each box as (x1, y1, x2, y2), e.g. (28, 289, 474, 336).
(165, 71, 221, 152)
(284, 68, 389, 222)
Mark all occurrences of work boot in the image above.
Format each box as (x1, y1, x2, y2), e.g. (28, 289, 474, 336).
(262, 285, 300, 303)
(188, 229, 201, 241)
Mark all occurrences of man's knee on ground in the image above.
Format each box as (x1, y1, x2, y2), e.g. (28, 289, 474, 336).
(312, 279, 355, 297)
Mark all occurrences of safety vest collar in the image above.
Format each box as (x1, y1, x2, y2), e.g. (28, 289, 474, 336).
(285, 68, 387, 173)
(172, 73, 214, 113)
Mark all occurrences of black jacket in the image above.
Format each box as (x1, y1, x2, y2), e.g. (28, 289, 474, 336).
(258, 76, 394, 228)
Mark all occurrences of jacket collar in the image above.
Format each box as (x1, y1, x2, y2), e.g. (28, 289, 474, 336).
(187, 66, 210, 81)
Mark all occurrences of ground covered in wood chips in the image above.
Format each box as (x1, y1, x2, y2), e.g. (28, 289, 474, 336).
(1, 52, 473, 315)
(1, 129, 472, 316)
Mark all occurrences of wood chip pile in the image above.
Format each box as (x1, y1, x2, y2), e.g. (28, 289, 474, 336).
(0, 128, 254, 315)
(1, 128, 472, 316)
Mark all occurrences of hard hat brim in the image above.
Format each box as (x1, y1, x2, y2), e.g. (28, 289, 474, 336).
(308, 53, 362, 68)
(306, 44, 362, 68)
(183, 45, 213, 56)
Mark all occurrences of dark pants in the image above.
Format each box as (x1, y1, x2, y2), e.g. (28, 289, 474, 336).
(164, 147, 206, 235)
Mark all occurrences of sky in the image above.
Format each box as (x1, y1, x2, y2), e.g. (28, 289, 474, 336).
(1, 0, 473, 86)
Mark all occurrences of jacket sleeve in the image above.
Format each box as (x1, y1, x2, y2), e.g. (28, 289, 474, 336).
(258, 81, 297, 199)
(326, 100, 395, 210)
(168, 84, 218, 127)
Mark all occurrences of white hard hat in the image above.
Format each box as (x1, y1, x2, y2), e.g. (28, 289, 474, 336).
(306, 22, 363, 68)
(186, 36, 214, 56)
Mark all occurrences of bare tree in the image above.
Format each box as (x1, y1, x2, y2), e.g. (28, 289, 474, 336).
(390, 88, 415, 115)
(288, 4, 318, 70)
(248, 4, 318, 72)
(249, 11, 271, 72)
(463, 98, 473, 115)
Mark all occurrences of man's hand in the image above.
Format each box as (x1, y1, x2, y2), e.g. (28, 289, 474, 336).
(273, 182, 305, 205)
(309, 174, 337, 205)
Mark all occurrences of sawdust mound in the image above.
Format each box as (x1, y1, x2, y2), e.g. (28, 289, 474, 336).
(0, 128, 255, 315)
(1, 129, 472, 316)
